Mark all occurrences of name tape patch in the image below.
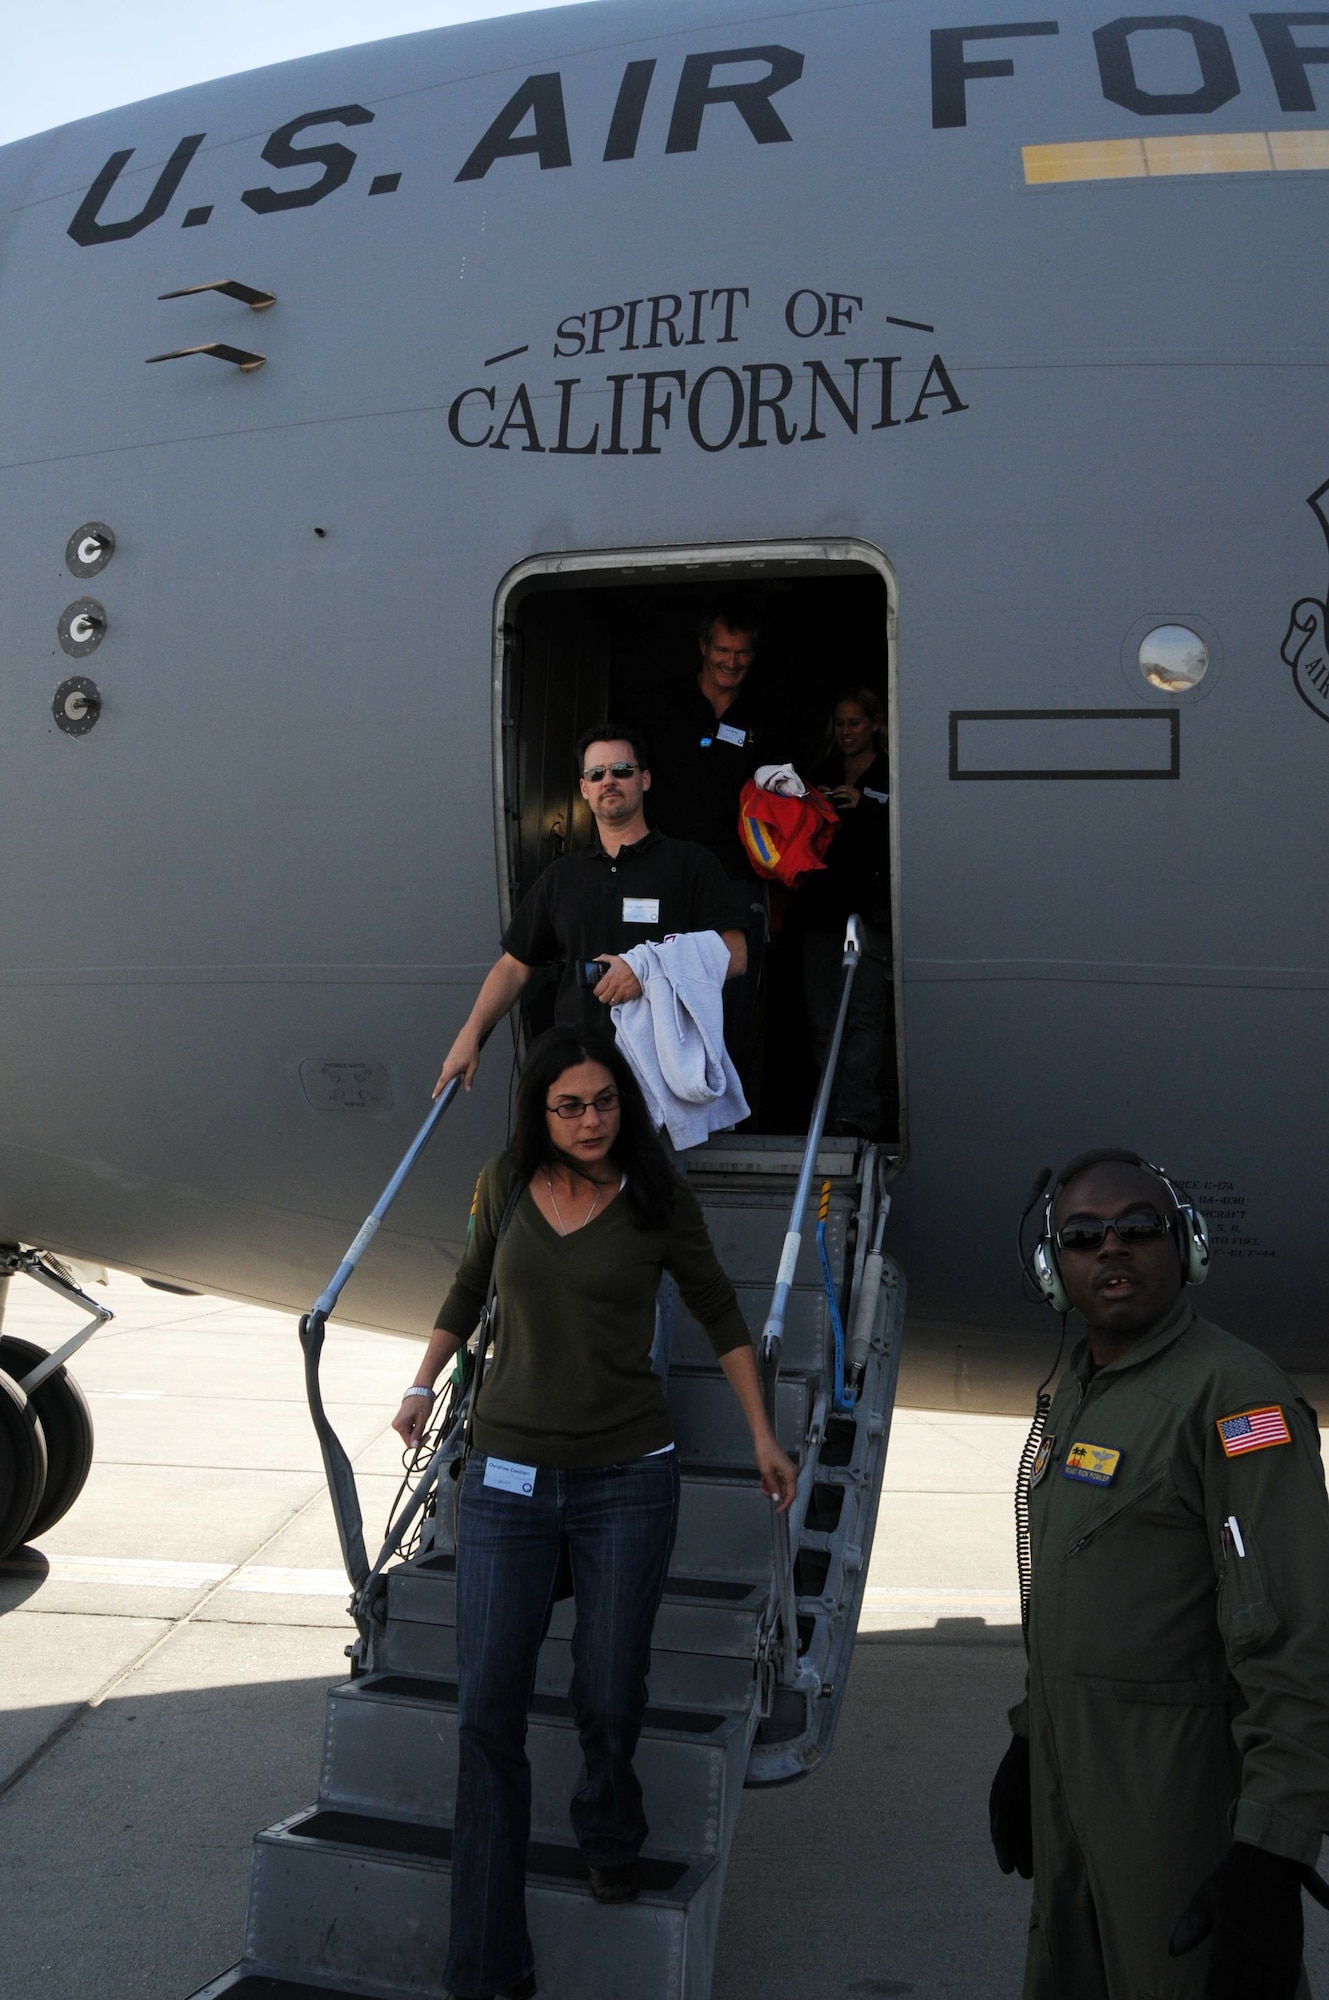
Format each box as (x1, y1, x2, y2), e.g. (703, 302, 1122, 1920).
(1062, 1441, 1121, 1486)
(1216, 1406, 1291, 1457)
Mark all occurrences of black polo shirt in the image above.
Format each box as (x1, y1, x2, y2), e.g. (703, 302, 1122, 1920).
(797, 751, 892, 933)
(632, 678, 784, 879)
(501, 826, 751, 1035)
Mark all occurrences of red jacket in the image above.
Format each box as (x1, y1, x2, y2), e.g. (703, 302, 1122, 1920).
(737, 778, 839, 888)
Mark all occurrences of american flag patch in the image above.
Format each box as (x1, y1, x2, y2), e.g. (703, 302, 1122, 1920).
(1216, 1405, 1291, 1457)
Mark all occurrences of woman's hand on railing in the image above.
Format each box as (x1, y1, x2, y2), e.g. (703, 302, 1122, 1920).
(755, 1429, 798, 1513)
(392, 1389, 434, 1449)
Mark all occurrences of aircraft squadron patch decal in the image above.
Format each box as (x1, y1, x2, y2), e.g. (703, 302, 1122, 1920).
(1062, 1441, 1121, 1486)
(1216, 1406, 1291, 1457)
(1281, 479, 1329, 725)
(1030, 1433, 1056, 1488)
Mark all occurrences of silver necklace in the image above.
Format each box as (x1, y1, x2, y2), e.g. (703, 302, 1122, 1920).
(545, 1170, 606, 1236)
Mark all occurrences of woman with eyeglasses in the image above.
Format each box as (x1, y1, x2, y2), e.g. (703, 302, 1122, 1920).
(393, 1024, 795, 2000)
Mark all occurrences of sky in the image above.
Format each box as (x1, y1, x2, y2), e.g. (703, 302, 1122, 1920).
(1, 1, 598, 148)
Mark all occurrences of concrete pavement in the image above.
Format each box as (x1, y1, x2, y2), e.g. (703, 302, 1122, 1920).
(0, 1269, 1324, 1997)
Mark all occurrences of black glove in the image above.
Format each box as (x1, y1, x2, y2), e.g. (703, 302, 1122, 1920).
(989, 1733, 1033, 1879)
(1169, 1841, 1303, 1999)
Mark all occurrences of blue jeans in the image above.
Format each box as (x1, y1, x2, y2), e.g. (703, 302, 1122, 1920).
(444, 1451, 681, 1996)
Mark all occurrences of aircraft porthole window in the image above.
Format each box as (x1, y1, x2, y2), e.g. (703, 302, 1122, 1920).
(1139, 625, 1207, 691)
(1120, 616, 1222, 703)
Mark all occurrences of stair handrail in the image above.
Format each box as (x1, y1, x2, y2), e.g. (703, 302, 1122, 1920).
(299, 1077, 463, 1592)
(759, 913, 862, 1684)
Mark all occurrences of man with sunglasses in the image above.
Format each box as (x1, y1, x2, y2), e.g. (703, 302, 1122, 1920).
(434, 724, 749, 1096)
(989, 1150, 1329, 2000)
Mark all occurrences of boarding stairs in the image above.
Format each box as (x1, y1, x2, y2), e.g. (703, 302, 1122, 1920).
(190, 924, 905, 2000)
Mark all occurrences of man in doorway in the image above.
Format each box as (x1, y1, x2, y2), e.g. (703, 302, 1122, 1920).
(433, 724, 749, 1094)
(989, 1149, 1329, 1999)
(630, 595, 779, 1066)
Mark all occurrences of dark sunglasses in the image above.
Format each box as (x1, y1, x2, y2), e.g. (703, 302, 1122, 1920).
(581, 762, 640, 783)
(1056, 1209, 1172, 1253)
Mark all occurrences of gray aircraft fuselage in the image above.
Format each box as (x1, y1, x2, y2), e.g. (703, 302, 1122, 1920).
(0, 0, 1324, 1368)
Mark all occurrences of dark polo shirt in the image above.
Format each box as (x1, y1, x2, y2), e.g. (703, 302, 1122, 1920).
(632, 678, 782, 879)
(502, 826, 750, 1035)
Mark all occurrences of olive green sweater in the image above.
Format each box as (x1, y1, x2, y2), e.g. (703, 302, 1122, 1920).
(436, 1151, 749, 1468)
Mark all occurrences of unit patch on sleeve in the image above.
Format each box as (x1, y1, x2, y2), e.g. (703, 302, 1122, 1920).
(1062, 1441, 1121, 1486)
(1216, 1406, 1292, 1457)
(1030, 1432, 1056, 1489)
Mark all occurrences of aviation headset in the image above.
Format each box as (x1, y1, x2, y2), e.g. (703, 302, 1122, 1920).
(1030, 1148, 1210, 1314)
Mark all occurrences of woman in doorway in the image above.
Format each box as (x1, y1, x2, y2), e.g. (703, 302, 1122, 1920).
(392, 1026, 796, 2000)
(798, 687, 896, 1140)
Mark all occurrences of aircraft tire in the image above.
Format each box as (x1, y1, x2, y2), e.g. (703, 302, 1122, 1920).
(0, 1338, 94, 1540)
(0, 1366, 48, 1558)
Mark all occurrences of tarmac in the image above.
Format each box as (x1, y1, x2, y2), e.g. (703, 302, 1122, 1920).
(0, 1268, 1324, 1999)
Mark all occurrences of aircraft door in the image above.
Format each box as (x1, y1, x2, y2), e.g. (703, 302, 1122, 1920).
(496, 545, 903, 1152)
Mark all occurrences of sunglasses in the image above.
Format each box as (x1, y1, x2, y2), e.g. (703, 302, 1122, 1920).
(546, 1088, 620, 1121)
(581, 762, 640, 783)
(1056, 1209, 1172, 1253)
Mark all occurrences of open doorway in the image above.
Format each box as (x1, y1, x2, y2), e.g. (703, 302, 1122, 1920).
(493, 542, 902, 1150)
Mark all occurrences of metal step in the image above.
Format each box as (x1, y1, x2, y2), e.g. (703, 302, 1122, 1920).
(189, 1973, 374, 2000)
(377, 1557, 766, 1712)
(684, 1132, 859, 1179)
(376, 1620, 759, 1713)
(671, 1187, 853, 1378)
(320, 1673, 754, 1859)
(672, 1283, 832, 1374)
(667, 1365, 809, 1465)
(387, 1556, 766, 1661)
(422, 1468, 777, 1587)
(689, 1188, 851, 1285)
(243, 1808, 723, 1999)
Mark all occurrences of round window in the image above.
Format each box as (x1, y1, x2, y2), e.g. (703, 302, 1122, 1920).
(1137, 624, 1209, 693)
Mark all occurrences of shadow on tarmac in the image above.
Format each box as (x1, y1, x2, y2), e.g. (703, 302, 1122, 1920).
(0, 1618, 1028, 2000)
(718, 1631, 1031, 1999)
(0, 1618, 1324, 2000)
(0, 1656, 338, 2000)
(0, 1547, 51, 1606)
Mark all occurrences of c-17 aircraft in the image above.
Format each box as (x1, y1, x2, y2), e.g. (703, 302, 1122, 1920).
(0, 0, 1324, 1992)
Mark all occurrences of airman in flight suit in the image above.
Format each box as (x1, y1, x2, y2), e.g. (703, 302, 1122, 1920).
(989, 1150, 1329, 2000)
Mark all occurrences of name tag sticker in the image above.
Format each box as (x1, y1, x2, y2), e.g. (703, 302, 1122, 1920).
(1062, 1441, 1121, 1486)
(483, 1456, 538, 1497)
(716, 722, 747, 748)
(622, 897, 660, 923)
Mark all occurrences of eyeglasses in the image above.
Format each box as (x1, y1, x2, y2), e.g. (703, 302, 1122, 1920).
(581, 763, 640, 783)
(546, 1089, 620, 1121)
(1056, 1209, 1171, 1253)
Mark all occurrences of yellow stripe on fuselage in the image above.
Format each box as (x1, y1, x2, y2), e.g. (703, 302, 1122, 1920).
(1024, 129, 1329, 185)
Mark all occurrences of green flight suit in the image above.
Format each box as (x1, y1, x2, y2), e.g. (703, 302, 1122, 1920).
(1012, 1295, 1329, 1999)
